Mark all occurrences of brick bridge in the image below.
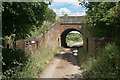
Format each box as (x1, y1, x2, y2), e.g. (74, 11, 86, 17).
(55, 16, 83, 47)
(40, 16, 111, 54)
(43, 16, 83, 48)
(16, 16, 111, 54)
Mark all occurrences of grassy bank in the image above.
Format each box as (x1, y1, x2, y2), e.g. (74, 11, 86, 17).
(78, 43, 120, 78)
(2, 46, 58, 78)
(19, 46, 58, 78)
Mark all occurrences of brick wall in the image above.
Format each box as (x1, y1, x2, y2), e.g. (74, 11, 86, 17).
(15, 23, 83, 52)
(83, 25, 112, 54)
(95, 38, 112, 53)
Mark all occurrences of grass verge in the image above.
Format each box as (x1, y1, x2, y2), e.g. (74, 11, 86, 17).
(2, 46, 58, 78)
(78, 43, 120, 78)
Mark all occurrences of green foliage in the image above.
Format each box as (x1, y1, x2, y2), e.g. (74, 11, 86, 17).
(2, 46, 57, 78)
(45, 8, 56, 23)
(2, 2, 58, 79)
(78, 43, 120, 78)
(56, 46, 64, 53)
(2, 2, 56, 40)
(81, 2, 120, 45)
(30, 21, 52, 37)
(66, 33, 83, 42)
(29, 8, 57, 38)
(79, 3, 120, 77)
(2, 48, 29, 78)
(64, 13, 68, 16)
(2, 2, 47, 39)
(66, 33, 83, 47)
(78, 48, 95, 72)
(55, 16, 60, 22)
(102, 3, 120, 43)
(83, 2, 117, 37)
(19, 46, 57, 78)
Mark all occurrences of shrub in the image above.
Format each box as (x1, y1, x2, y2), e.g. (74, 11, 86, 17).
(78, 43, 120, 78)
(2, 46, 57, 78)
(19, 46, 57, 78)
(2, 48, 29, 78)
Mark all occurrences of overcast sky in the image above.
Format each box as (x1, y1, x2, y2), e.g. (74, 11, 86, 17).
(48, 0, 87, 16)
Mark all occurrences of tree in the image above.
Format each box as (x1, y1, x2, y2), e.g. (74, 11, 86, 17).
(2, 2, 49, 40)
(83, 2, 116, 37)
(64, 13, 68, 17)
(80, 2, 120, 44)
(45, 8, 56, 23)
(103, 2, 120, 44)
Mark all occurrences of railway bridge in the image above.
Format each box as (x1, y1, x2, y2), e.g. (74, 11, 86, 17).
(44, 16, 84, 48)
(16, 16, 110, 54)
(41, 16, 111, 54)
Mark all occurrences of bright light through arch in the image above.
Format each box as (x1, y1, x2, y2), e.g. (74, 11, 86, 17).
(69, 31, 80, 34)
(66, 31, 83, 47)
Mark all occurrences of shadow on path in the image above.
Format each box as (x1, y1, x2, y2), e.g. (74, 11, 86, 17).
(55, 53, 80, 66)
(39, 48, 85, 78)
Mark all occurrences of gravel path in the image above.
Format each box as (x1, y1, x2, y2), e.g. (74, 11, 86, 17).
(71, 42, 83, 47)
(39, 48, 85, 79)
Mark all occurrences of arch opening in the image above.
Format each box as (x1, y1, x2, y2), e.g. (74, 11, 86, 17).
(61, 28, 83, 48)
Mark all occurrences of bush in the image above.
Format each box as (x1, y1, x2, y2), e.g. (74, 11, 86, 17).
(2, 48, 29, 78)
(2, 46, 57, 78)
(19, 46, 57, 78)
(66, 33, 83, 42)
(78, 43, 120, 78)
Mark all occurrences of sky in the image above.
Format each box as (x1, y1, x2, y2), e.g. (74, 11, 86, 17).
(48, 0, 87, 16)
(70, 31, 80, 34)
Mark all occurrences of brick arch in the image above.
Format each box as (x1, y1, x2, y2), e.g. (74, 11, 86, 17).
(60, 28, 82, 47)
(59, 24, 82, 35)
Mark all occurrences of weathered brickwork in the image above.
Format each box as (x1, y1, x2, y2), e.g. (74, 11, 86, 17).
(43, 23, 83, 47)
(95, 38, 112, 53)
(83, 25, 112, 54)
(15, 16, 112, 54)
(16, 40, 24, 49)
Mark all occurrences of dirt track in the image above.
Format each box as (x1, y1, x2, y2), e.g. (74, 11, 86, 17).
(71, 42, 83, 47)
(39, 48, 85, 79)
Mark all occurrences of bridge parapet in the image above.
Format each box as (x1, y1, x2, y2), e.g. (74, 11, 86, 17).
(59, 16, 84, 24)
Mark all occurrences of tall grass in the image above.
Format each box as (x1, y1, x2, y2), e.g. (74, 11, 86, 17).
(19, 46, 57, 78)
(2, 46, 58, 78)
(78, 43, 120, 78)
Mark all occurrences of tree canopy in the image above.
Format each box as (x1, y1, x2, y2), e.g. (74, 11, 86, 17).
(80, 2, 120, 43)
(45, 8, 56, 23)
(2, 2, 56, 40)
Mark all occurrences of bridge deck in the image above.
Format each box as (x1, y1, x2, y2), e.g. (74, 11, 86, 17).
(59, 16, 84, 24)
